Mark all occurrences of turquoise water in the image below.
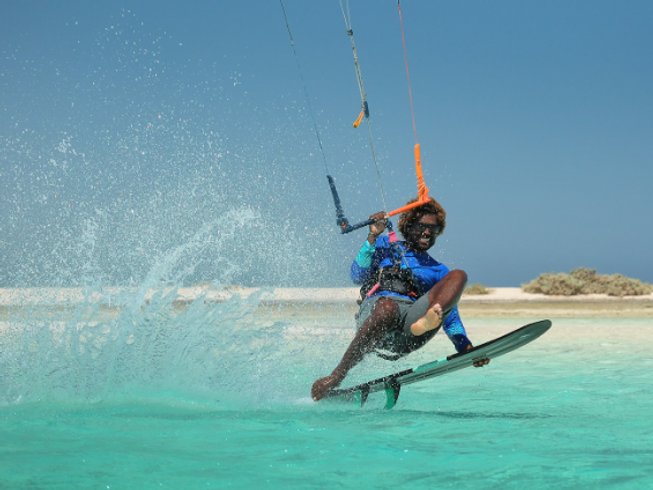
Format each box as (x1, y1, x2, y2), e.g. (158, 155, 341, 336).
(1, 293, 652, 489)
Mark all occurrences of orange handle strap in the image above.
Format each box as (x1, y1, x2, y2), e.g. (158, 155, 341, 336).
(386, 144, 430, 217)
(387, 199, 429, 217)
(414, 143, 429, 201)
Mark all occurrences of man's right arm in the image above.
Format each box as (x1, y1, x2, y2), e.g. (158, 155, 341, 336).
(350, 238, 376, 284)
(350, 211, 386, 285)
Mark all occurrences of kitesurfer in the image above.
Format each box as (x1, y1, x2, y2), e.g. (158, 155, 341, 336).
(311, 197, 489, 401)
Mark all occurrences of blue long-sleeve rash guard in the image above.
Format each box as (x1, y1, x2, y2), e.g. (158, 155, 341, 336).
(351, 235, 471, 353)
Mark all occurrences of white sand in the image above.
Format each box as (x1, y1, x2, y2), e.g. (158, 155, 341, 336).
(2, 286, 652, 317)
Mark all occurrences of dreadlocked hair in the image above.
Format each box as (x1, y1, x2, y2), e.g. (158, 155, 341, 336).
(397, 197, 447, 238)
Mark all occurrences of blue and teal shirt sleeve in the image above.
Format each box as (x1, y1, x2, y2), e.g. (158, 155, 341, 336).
(442, 306, 472, 353)
(351, 236, 384, 285)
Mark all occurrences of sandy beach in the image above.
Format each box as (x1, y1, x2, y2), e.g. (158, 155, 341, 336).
(1, 286, 652, 318)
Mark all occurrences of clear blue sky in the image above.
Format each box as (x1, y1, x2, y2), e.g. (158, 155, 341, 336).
(1, 1, 651, 287)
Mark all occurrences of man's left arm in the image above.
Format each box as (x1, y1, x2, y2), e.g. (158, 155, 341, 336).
(442, 307, 473, 353)
(443, 307, 490, 367)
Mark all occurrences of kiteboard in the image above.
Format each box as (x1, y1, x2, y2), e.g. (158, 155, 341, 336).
(322, 319, 552, 409)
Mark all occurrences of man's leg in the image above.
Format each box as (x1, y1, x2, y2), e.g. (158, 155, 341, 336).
(311, 297, 399, 401)
(410, 269, 467, 336)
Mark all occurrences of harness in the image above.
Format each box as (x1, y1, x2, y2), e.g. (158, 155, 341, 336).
(358, 223, 421, 302)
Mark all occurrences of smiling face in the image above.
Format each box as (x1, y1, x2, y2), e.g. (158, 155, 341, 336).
(405, 213, 441, 252)
(397, 197, 447, 250)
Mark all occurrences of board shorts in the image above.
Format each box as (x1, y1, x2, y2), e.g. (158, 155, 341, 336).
(355, 294, 440, 360)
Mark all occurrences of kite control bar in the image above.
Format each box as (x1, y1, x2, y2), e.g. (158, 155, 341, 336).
(327, 175, 373, 234)
(327, 174, 429, 234)
(327, 175, 376, 234)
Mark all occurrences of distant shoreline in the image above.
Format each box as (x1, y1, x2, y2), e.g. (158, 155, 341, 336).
(2, 285, 653, 302)
(2, 286, 652, 317)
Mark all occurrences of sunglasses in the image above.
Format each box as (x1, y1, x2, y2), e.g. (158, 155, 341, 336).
(411, 222, 442, 235)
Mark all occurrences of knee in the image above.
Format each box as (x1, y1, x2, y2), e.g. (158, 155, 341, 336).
(449, 269, 468, 286)
(372, 297, 400, 319)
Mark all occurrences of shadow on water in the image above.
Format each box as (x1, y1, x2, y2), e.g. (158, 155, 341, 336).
(94, 403, 554, 422)
(310, 399, 554, 419)
(430, 410, 553, 420)
(105, 407, 554, 422)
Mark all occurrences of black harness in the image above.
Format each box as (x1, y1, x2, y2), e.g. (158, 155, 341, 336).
(358, 240, 421, 302)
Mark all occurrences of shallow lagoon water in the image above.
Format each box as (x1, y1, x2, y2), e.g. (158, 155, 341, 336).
(1, 292, 652, 489)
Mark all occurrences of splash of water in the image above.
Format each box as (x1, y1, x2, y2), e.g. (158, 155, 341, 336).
(0, 7, 346, 289)
(0, 7, 362, 407)
(0, 209, 313, 406)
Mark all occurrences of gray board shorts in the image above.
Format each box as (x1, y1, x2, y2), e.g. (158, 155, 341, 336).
(355, 294, 440, 359)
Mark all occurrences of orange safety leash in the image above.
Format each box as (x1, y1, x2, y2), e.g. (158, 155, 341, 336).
(385, 0, 432, 218)
(387, 143, 430, 217)
(352, 108, 365, 128)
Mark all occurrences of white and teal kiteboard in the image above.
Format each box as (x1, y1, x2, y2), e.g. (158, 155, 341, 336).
(323, 319, 552, 409)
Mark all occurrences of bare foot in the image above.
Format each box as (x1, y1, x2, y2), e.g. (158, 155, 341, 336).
(410, 304, 443, 336)
(311, 373, 344, 401)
